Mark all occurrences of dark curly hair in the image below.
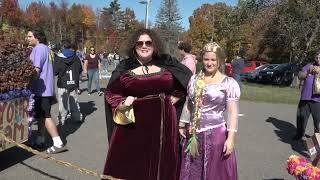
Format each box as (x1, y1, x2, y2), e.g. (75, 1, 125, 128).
(178, 42, 192, 53)
(27, 27, 47, 45)
(126, 28, 165, 59)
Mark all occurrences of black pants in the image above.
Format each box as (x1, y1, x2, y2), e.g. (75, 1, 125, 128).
(296, 100, 320, 136)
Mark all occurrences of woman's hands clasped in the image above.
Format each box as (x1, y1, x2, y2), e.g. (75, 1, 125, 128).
(178, 122, 187, 138)
(118, 96, 137, 110)
(179, 128, 186, 138)
(124, 96, 137, 106)
(170, 96, 180, 105)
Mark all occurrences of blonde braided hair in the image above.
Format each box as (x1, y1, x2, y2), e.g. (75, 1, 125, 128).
(186, 42, 225, 157)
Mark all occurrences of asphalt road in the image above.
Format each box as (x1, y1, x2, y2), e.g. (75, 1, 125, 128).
(0, 80, 309, 180)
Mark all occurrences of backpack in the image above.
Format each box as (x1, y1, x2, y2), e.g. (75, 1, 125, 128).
(56, 55, 82, 90)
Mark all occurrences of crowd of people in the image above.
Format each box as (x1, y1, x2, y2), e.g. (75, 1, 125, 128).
(25, 26, 320, 180)
(26, 27, 118, 154)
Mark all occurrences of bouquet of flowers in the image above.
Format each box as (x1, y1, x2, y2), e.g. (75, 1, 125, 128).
(287, 155, 320, 180)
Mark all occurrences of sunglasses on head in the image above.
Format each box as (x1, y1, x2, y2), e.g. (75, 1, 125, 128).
(136, 41, 153, 48)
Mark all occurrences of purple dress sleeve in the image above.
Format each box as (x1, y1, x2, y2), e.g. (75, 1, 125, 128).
(225, 77, 241, 132)
(179, 75, 196, 123)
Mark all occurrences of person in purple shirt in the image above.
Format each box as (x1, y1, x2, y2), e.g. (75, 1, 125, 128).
(27, 28, 67, 154)
(293, 50, 320, 140)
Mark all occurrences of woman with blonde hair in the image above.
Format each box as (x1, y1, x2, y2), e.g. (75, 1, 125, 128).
(179, 42, 240, 180)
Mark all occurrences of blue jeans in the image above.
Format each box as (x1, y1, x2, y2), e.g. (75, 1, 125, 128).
(114, 60, 119, 69)
(87, 68, 100, 93)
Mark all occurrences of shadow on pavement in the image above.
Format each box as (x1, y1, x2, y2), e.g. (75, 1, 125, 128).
(266, 117, 308, 157)
(58, 101, 97, 144)
(0, 101, 98, 172)
(20, 162, 65, 180)
(79, 101, 97, 120)
(0, 146, 34, 171)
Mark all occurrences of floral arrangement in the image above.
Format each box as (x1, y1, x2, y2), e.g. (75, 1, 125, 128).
(27, 94, 36, 145)
(186, 70, 206, 157)
(0, 41, 36, 100)
(0, 89, 32, 101)
(287, 155, 320, 180)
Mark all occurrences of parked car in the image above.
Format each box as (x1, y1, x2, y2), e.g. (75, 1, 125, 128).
(225, 60, 268, 77)
(244, 60, 268, 73)
(225, 63, 233, 76)
(243, 64, 279, 81)
(257, 63, 298, 86)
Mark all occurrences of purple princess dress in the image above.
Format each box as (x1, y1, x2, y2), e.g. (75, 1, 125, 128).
(179, 75, 240, 180)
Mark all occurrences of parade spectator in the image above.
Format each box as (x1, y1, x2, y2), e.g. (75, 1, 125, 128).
(113, 52, 120, 68)
(75, 49, 84, 94)
(179, 42, 240, 180)
(107, 52, 114, 68)
(27, 28, 67, 154)
(231, 47, 245, 89)
(102, 28, 192, 180)
(292, 50, 320, 140)
(54, 42, 83, 125)
(178, 41, 197, 74)
(84, 46, 102, 96)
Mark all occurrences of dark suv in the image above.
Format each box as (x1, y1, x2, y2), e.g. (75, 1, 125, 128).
(257, 63, 298, 86)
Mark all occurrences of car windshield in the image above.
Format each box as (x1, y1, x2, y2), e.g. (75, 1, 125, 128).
(254, 64, 278, 72)
(255, 64, 268, 70)
(274, 64, 289, 70)
(266, 64, 278, 70)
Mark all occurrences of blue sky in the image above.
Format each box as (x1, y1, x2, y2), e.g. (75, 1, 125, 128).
(20, 0, 238, 29)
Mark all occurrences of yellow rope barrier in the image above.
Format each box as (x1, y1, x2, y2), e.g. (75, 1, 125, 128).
(0, 132, 123, 180)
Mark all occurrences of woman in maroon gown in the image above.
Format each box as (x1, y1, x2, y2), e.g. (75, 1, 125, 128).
(103, 28, 192, 180)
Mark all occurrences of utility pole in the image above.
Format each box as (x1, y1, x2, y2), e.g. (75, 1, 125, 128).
(139, 0, 151, 29)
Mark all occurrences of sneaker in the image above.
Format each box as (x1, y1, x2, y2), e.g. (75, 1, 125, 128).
(77, 89, 81, 95)
(98, 91, 103, 96)
(88, 92, 92, 96)
(46, 145, 68, 154)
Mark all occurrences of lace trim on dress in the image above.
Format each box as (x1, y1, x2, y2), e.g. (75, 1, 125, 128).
(196, 122, 226, 133)
(128, 68, 166, 78)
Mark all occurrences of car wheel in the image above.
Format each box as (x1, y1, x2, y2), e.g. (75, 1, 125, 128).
(273, 76, 282, 85)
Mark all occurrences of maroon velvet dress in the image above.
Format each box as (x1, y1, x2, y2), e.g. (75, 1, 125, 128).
(103, 69, 183, 180)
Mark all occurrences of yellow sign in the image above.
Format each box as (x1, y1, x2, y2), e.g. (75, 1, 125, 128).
(0, 97, 29, 152)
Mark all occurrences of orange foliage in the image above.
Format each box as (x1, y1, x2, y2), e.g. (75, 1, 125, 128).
(81, 5, 96, 28)
(0, 0, 23, 25)
(24, 2, 42, 26)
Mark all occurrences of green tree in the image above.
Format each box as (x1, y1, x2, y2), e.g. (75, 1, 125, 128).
(155, 0, 183, 55)
(101, 0, 124, 33)
(185, 3, 232, 56)
(118, 8, 144, 55)
(262, 0, 320, 63)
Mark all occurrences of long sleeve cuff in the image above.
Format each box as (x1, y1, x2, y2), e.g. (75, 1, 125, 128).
(180, 119, 190, 123)
(113, 105, 135, 125)
(227, 128, 238, 132)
